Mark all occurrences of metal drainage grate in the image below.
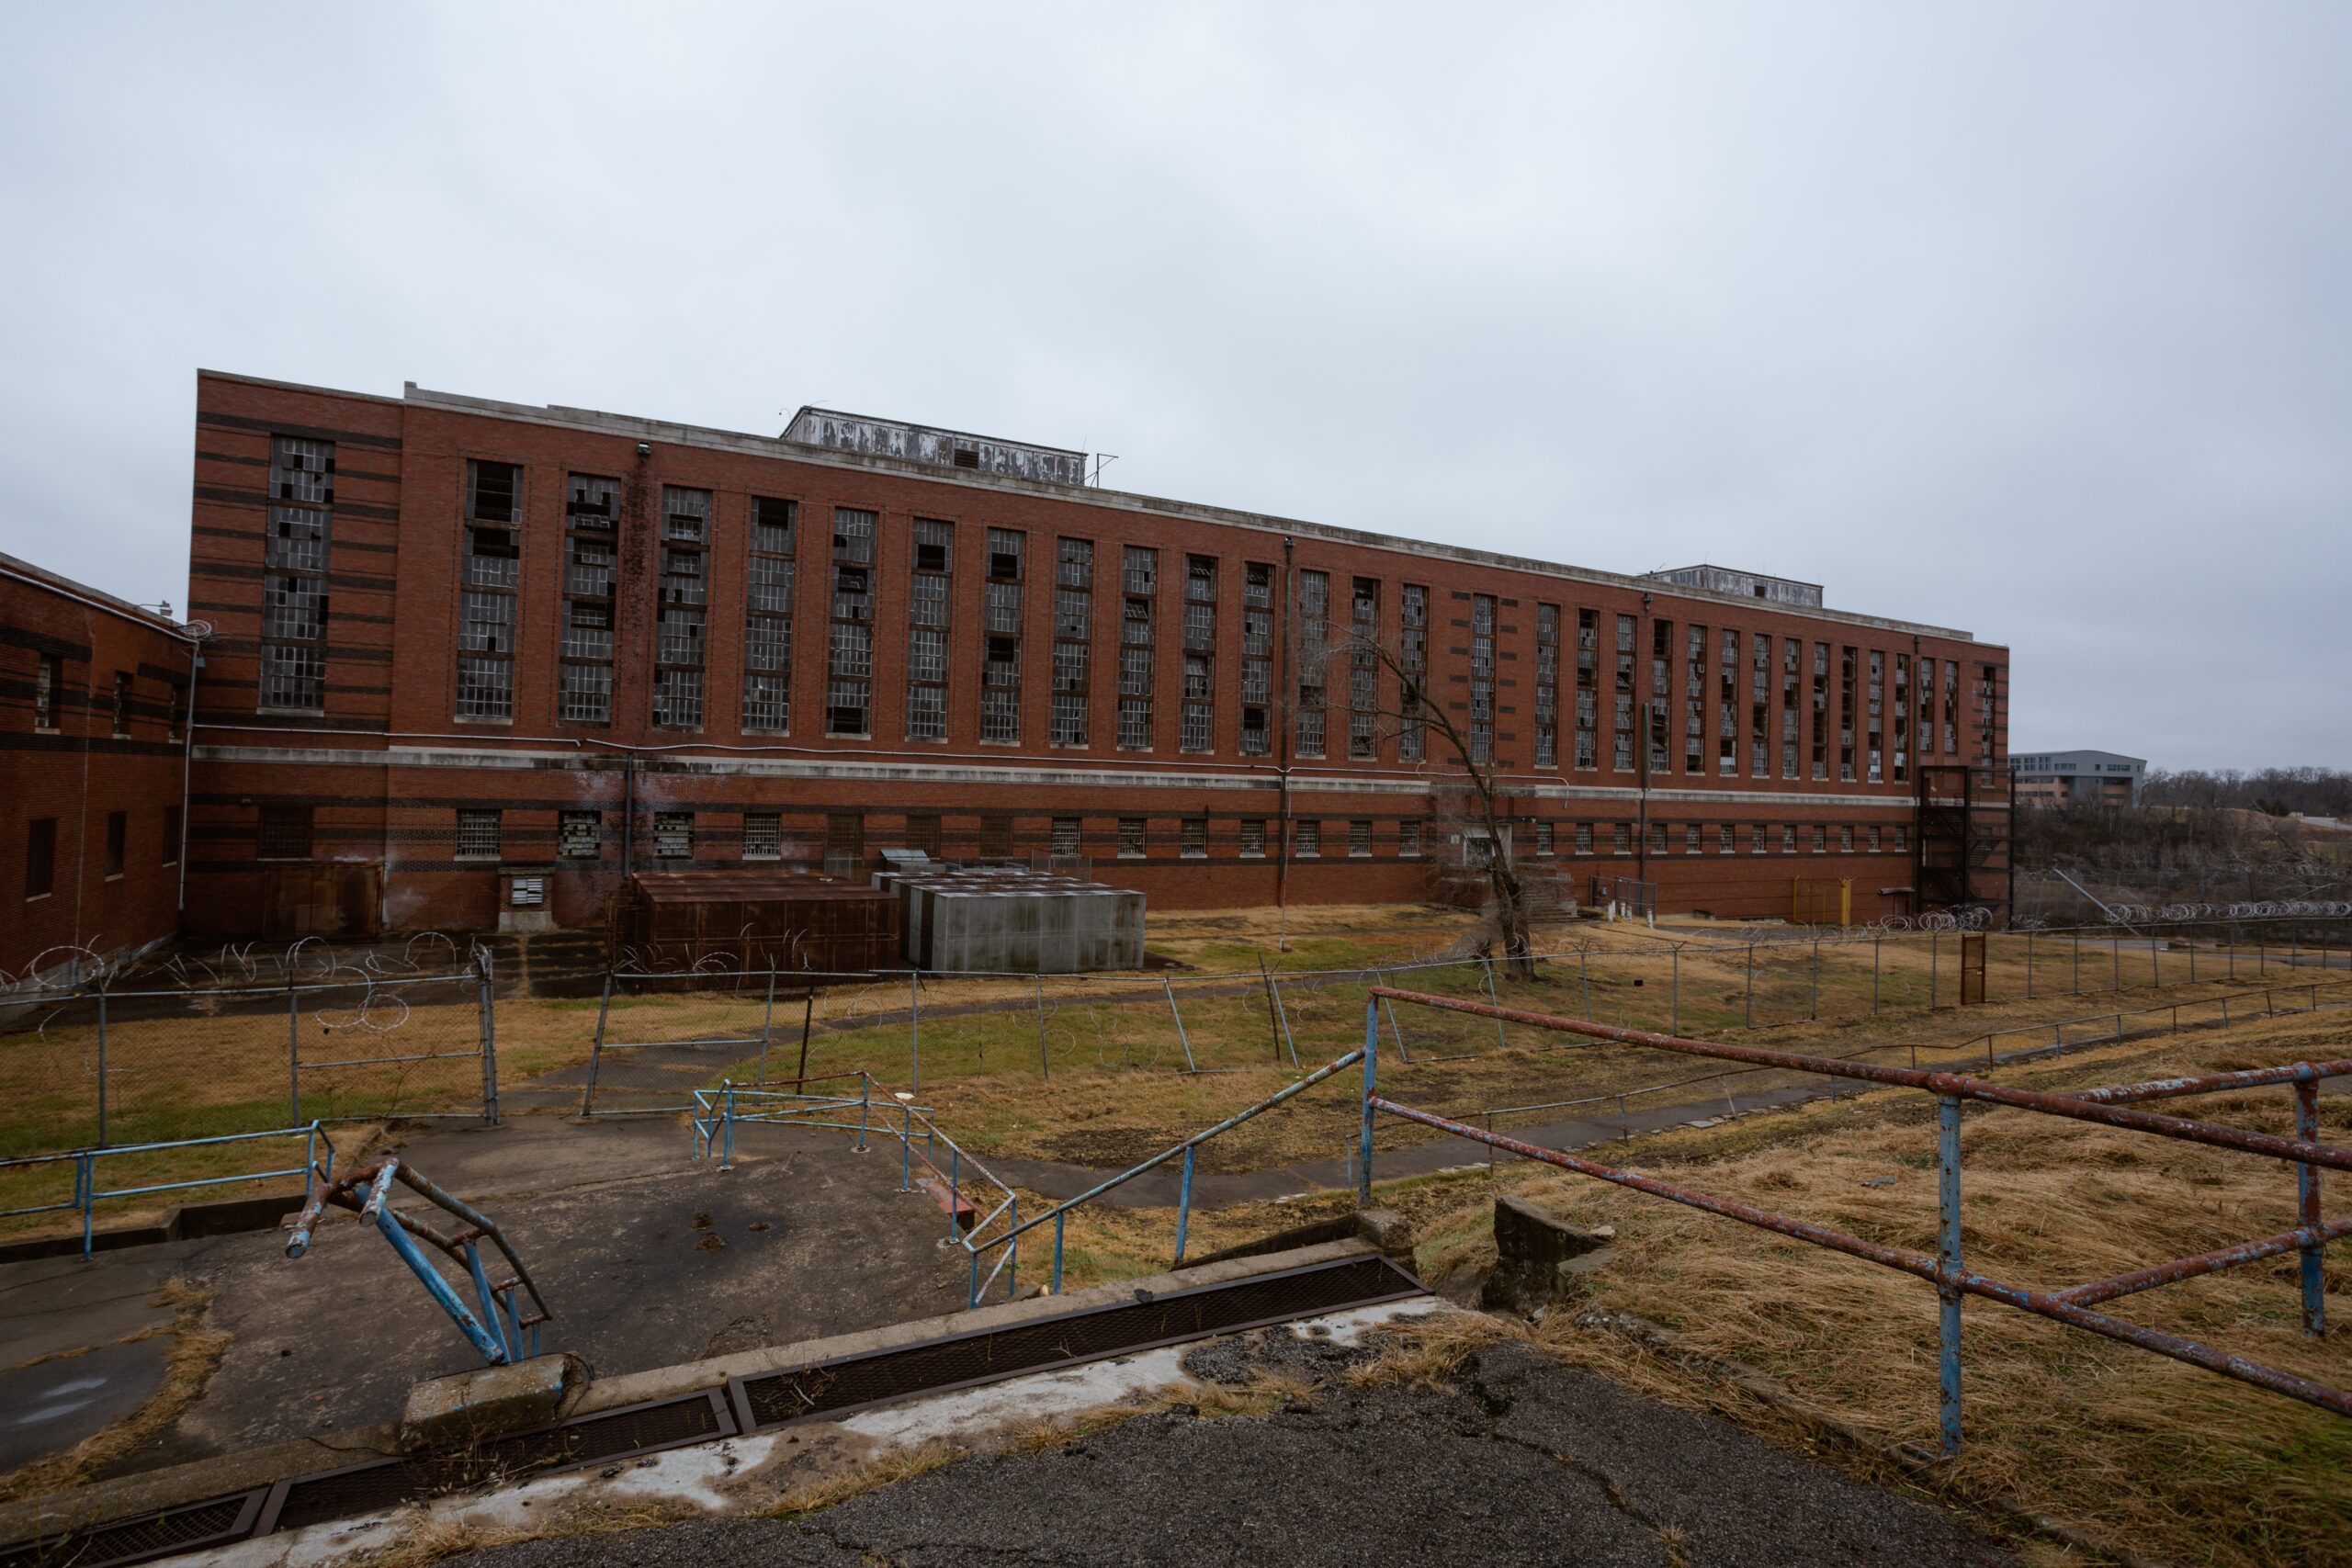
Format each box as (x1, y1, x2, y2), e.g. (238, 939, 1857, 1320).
(0, 1489, 266, 1568)
(258, 1389, 735, 1536)
(730, 1253, 1424, 1430)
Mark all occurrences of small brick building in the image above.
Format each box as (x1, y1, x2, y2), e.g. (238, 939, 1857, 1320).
(1, 552, 198, 982)
(170, 371, 2011, 941)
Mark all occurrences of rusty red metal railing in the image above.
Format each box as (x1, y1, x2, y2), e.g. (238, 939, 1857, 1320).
(1360, 986, 2349, 1455)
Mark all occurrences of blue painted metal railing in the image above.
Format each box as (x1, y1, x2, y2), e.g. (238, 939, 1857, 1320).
(1361, 985, 2352, 1455)
(286, 1156, 553, 1366)
(0, 1123, 332, 1259)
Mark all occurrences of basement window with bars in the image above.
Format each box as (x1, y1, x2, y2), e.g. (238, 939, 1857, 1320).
(559, 810, 601, 859)
(1782, 825, 1798, 854)
(262, 435, 334, 712)
(906, 815, 942, 857)
(1399, 819, 1422, 858)
(1613, 823, 1632, 855)
(1719, 824, 1735, 854)
(1752, 823, 1768, 855)
(654, 811, 695, 861)
(1685, 824, 1702, 854)
(1574, 822, 1593, 855)
(1813, 826, 1827, 853)
(1182, 818, 1207, 858)
(1840, 825, 1855, 853)
(1350, 819, 1373, 858)
(258, 805, 312, 860)
(1118, 818, 1147, 859)
(1295, 819, 1321, 858)
(1240, 818, 1267, 857)
(743, 810, 781, 860)
(1050, 817, 1081, 856)
(1535, 821, 1554, 856)
(33, 652, 58, 729)
(455, 808, 502, 861)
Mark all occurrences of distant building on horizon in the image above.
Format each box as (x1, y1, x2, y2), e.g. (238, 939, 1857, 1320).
(2011, 749, 2145, 807)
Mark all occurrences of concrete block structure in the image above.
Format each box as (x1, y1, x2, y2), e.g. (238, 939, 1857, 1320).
(0, 553, 199, 981)
(164, 370, 2011, 939)
(879, 865, 1146, 973)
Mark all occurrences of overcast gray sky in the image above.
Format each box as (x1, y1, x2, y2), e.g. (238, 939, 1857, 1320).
(4, 3, 2346, 771)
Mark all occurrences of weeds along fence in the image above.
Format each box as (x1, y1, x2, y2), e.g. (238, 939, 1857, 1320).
(0, 954, 497, 1235)
(576, 916, 2352, 1113)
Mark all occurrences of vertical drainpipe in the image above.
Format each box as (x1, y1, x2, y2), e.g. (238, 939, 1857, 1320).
(71, 606, 95, 981)
(622, 754, 636, 875)
(1275, 536, 1295, 947)
(1634, 592, 1651, 899)
(175, 626, 205, 915)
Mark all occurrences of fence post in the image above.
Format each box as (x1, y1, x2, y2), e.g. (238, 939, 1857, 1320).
(582, 973, 613, 1117)
(2189, 934, 2197, 984)
(1258, 955, 1284, 1064)
(2111, 932, 2120, 992)
(2025, 931, 2033, 999)
(909, 971, 921, 1097)
(2150, 937, 2160, 989)
(900, 1101, 912, 1191)
(1938, 1092, 1963, 1456)
(1053, 1212, 1067, 1294)
(1929, 931, 1939, 1010)
(287, 980, 301, 1125)
(755, 969, 776, 1086)
(2297, 1078, 2324, 1337)
(2074, 931, 2082, 993)
(1357, 1002, 1378, 1206)
(1165, 976, 1198, 1073)
(1580, 948, 1592, 1021)
(1377, 970, 1410, 1062)
(95, 991, 109, 1149)
(1670, 947, 1680, 1035)
(1035, 976, 1051, 1083)
(1175, 1145, 1196, 1263)
(1871, 935, 1881, 1015)
(477, 948, 501, 1124)
(1810, 935, 1820, 1021)
(1271, 975, 1302, 1068)
(1482, 958, 1507, 1050)
(1746, 943, 1756, 1028)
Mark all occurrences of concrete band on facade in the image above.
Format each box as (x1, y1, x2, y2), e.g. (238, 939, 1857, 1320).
(151, 370, 2010, 939)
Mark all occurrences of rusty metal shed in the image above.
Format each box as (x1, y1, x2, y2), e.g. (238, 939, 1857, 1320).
(611, 871, 899, 974)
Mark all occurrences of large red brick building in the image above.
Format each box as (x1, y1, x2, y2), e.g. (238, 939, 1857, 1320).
(176, 370, 2011, 940)
(2, 552, 198, 981)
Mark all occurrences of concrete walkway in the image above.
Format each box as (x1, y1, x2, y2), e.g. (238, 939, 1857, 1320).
(0, 1115, 970, 1483)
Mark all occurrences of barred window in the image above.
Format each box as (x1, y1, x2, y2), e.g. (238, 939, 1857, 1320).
(1574, 823, 1593, 855)
(981, 687, 1019, 743)
(744, 674, 790, 734)
(261, 434, 334, 713)
(1840, 825, 1855, 852)
(1050, 817, 1081, 856)
(1295, 819, 1321, 857)
(561, 475, 619, 726)
(1397, 582, 1427, 761)
(455, 808, 502, 861)
(1783, 825, 1798, 853)
(743, 810, 781, 860)
(664, 487, 709, 542)
(1051, 692, 1087, 746)
(1123, 546, 1156, 595)
(1720, 824, 1736, 853)
(744, 504, 794, 734)
(1752, 823, 1768, 855)
(258, 805, 312, 860)
(655, 810, 694, 860)
(652, 668, 703, 728)
(559, 810, 601, 859)
(1118, 818, 1147, 858)
(32, 653, 57, 729)
(1349, 819, 1372, 857)
(1399, 819, 1422, 858)
(456, 657, 514, 720)
(1535, 822, 1555, 856)
(1239, 819, 1267, 857)
(1181, 818, 1207, 858)
(1614, 823, 1633, 854)
(1685, 825, 1701, 853)
(1534, 603, 1559, 769)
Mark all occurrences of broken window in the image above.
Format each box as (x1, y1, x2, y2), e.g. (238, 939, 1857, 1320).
(559, 810, 601, 859)
(654, 810, 694, 861)
(1811, 643, 1830, 780)
(1750, 634, 1771, 777)
(104, 810, 126, 877)
(1182, 557, 1217, 754)
(32, 653, 58, 730)
(1719, 628, 1739, 775)
(823, 507, 876, 736)
(1296, 570, 1328, 758)
(899, 517, 948, 741)
(1533, 604, 1559, 769)
(1752, 823, 1767, 855)
(1467, 593, 1495, 766)
(650, 488, 711, 729)
(746, 497, 797, 734)
(1051, 538, 1091, 746)
(261, 435, 334, 712)
(25, 818, 56, 898)
(560, 475, 619, 725)
(1120, 547, 1156, 750)
(455, 808, 502, 861)
(982, 529, 1023, 742)
(1351, 579, 1381, 761)
(1397, 583, 1428, 762)
(455, 461, 522, 721)
(1684, 625, 1706, 775)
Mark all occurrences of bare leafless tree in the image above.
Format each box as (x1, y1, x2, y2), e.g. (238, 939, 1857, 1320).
(1333, 624, 1537, 978)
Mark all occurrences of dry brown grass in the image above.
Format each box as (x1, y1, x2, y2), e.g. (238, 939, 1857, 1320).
(1379, 1014, 2352, 1568)
(763, 1438, 959, 1517)
(0, 1279, 230, 1504)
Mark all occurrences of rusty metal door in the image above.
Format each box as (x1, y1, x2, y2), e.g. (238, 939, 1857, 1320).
(1960, 931, 1988, 1005)
(262, 863, 383, 940)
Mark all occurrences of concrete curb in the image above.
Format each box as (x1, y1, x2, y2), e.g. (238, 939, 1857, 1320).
(0, 1237, 1388, 1545)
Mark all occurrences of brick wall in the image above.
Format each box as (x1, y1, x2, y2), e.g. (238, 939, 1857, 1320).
(184, 371, 2010, 938)
(0, 556, 195, 979)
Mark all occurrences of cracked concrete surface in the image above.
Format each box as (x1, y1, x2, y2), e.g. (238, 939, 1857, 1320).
(441, 1342, 2015, 1568)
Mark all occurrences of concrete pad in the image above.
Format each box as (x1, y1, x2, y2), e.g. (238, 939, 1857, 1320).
(0, 1251, 180, 1370)
(0, 1337, 171, 1473)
